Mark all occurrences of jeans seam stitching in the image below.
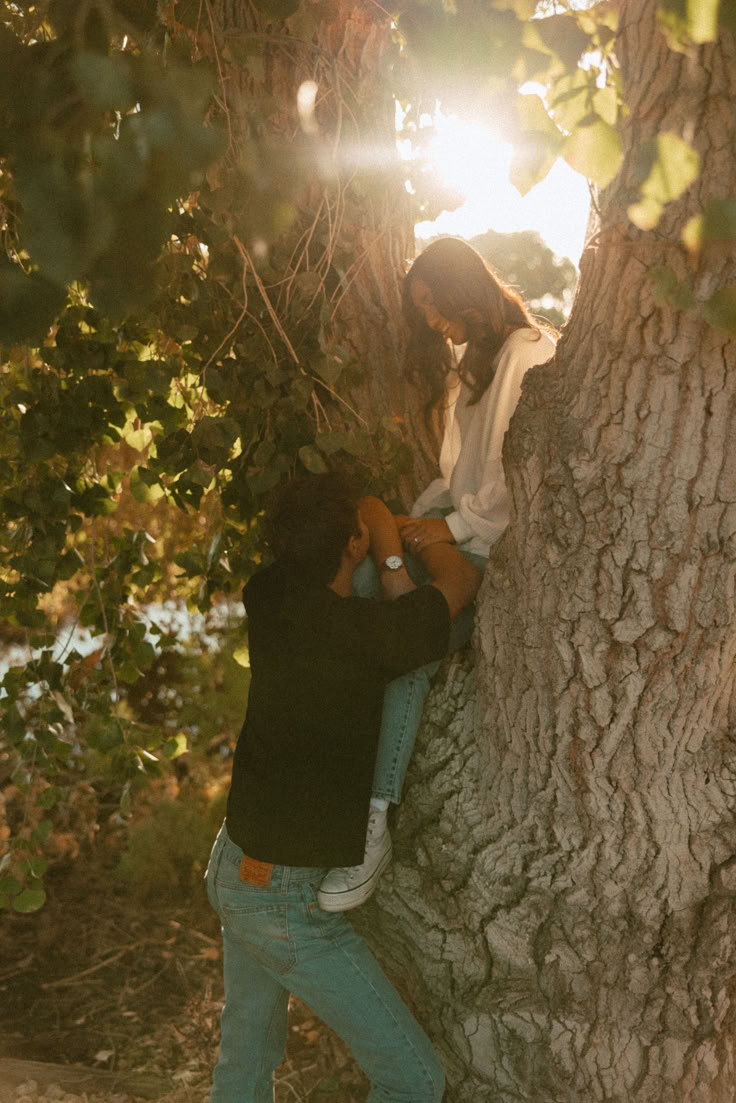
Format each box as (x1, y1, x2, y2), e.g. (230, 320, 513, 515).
(336, 943, 442, 1097)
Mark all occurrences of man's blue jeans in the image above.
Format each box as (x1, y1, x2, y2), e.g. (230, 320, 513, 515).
(206, 825, 444, 1103)
(354, 543, 487, 804)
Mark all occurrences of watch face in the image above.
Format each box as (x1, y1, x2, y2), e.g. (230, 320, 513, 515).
(385, 555, 404, 571)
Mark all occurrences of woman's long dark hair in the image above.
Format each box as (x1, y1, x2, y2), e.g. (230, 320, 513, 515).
(402, 237, 541, 412)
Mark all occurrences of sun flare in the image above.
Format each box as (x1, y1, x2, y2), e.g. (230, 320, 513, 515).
(404, 108, 590, 266)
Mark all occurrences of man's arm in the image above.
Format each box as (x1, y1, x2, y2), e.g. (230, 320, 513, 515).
(417, 542, 482, 620)
(358, 496, 482, 615)
(358, 496, 415, 599)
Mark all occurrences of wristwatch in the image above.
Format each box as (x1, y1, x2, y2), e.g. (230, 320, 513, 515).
(380, 555, 405, 572)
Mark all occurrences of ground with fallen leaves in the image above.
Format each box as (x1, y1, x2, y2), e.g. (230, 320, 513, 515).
(0, 826, 368, 1103)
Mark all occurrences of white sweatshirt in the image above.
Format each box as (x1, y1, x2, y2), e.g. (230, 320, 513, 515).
(410, 327, 556, 558)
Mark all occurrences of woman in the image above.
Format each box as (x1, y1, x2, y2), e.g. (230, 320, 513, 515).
(317, 237, 557, 912)
(400, 235, 556, 555)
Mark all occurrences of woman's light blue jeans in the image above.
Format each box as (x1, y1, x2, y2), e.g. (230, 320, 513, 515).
(206, 824, 444, 1103)
(354, 537, 487, 805)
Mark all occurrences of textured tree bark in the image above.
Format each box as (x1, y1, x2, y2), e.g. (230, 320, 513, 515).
(360, 4, 736, 1100)
(205, 0, 439, 498)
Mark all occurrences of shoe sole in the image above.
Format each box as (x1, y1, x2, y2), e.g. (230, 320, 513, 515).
(317, 844, 393, 913)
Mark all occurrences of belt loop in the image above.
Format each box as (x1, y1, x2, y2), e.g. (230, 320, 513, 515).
(281, 865, 290, 894)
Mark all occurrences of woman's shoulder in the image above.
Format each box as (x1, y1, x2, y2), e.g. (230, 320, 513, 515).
(499, 326, 556, 365)
(505, 325, 556, 347)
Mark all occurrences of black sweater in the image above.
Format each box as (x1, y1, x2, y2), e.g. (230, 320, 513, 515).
(225, 563, 450, 866)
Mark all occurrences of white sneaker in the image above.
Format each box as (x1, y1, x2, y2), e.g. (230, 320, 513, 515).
(317, 811, 392, 912)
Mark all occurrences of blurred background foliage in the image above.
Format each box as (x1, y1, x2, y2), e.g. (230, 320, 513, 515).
(0, 0, 730, 910)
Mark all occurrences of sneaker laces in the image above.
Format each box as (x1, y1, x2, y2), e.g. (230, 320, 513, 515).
(366, 812, 386, 844)
(332, 823, 386, 881)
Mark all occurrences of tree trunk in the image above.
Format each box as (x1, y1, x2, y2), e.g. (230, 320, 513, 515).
(204, 0, 439, 498)
(361, 4, 736, 1100)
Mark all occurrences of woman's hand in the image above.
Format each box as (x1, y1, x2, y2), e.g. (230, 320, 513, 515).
(399, 516, 455, 552)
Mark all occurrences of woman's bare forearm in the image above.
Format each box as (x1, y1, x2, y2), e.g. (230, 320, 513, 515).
(417, 542, 482, 619)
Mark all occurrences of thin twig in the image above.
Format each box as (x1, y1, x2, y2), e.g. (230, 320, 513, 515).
(233, 237, 300, 364)
(201, 252, 250, 377)
(87, 518, 123, 744)
(330, 237, 380, 323)
(204, 0, 235, 158)
(311, 376, 369, 427)
(41, 943, 147, 989)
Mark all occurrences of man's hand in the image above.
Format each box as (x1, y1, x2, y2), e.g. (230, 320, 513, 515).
(399, 516, 455, 552)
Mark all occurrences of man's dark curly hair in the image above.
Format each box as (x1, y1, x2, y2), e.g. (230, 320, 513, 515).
(263, 472, 362, 587)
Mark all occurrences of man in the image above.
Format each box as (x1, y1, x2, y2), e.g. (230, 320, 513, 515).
(206, 472, 481, 1102)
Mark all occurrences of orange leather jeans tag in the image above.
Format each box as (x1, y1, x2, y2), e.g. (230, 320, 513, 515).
(239, 854, 274, 888)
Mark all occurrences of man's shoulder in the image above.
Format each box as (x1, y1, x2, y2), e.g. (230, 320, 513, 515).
(245, 563, 341, 623)
(243, 562, 282, 608)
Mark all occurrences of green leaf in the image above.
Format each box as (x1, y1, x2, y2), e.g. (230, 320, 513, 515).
(721, 0, 736, 31)
(535, 13, 591, 69)
(130, 466, 165, 504)
(340, 430, 371, 458)
(118, 661, 141, 684)
(163, 733, 188, 759)
(549, 69, 592, 131)
(233, 645, 250, 668)
(577, 3, 619, 35)
(13, 888, 47, 913)
(31, 819, 53, 843)
(133, 640, 156, 671)
(647, 133, 699, 203)
(120, 783, 132, 817)
(703, 287, 736, 337)
(183, 459, 215, 488)
(315, 431, 349, 455)
(298, 445, 328, 474)
(592, 85, 618, 126)
(682, 200, 736, 252)
(0, 261, 67, 346)
(686, 0, 719, 41)
(21, 856, 49, 879)
(680, 215, 702, 253)
(176, 548, 206, 575)
(657, 0, 720, 47)
(649, 266, 696, 310)
(0, 875, 22, 897)
(628, 134, 699, 229)
(563, 117, 622, 188)
(314, 357, 342, 387)
(510, 140, 558, 196)
(38, 787, 61, 810)
(629, 197, 665, 231)
(192, 416, 239, 468)
(57, 549, 85, 581)
(517, 93, 561, 140)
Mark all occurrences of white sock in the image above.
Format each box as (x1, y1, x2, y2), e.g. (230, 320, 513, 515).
(370, 797, 389, 812)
